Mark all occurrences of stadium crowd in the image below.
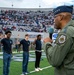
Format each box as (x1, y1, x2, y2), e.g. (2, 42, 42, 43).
(0, 9, 74, 33)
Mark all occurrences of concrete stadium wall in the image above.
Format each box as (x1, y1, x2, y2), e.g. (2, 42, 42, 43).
(11, 31, 49, 41)
(0, 7, 53, 11)
(0, 7, 74, 12)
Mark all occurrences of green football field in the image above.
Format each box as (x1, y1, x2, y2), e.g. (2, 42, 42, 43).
(0, 52, 54, 75)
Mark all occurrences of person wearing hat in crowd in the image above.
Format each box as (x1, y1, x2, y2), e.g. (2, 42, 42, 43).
(44, 5, 74, 75)
(1, 31, 13, 75)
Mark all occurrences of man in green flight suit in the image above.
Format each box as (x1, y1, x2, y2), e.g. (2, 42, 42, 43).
(44, 5, 74, 75)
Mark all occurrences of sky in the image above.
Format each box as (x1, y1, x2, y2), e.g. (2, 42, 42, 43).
(0, 0, 74, 8)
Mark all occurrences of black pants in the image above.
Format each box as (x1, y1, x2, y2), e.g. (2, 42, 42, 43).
(35, 51, 42, 68)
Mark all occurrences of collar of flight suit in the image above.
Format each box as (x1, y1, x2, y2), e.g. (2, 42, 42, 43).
(63, 20, 74, 29)
(60, 20, 74, 33)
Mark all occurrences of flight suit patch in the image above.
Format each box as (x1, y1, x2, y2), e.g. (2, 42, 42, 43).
(58, 35, 66, 44)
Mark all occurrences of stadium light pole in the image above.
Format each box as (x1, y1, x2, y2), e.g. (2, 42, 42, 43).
(38, 4, 41, 11)
(11, 2, 13, 8)
(39, 4, 41, 8)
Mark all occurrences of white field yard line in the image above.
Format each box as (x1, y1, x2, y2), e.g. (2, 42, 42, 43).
(17, 50, 44, 53)
(0, 50, 44, 54)
(30, 66, 52, 74)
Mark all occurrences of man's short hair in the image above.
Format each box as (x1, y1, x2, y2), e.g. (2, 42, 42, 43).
(37, 34, 41, 38)
(5, 31, 12, 35)
(25, 34, 29, 37)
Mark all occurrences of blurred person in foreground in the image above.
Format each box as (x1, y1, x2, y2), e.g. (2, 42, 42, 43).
(44, 5, 74, 75)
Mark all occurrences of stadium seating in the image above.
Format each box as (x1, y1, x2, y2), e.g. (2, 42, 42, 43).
(0, 8, 74, 32)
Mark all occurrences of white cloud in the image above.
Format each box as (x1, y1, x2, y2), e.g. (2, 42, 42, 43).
(4, 0, 23, 2)
(0, 0, 24, 8)
(42, 0, 74, 8)
(0, 0, 73, 8)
